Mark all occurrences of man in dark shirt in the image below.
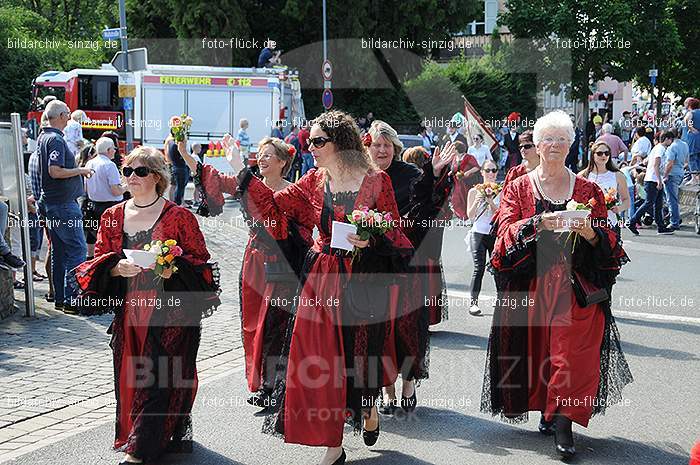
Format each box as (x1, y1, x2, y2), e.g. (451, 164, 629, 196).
(38, 99, 92, 313)
(165, 134, 190, 205)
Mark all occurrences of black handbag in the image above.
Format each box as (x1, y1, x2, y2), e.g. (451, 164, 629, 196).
(344, 273, 390, 323)
(571, 270, 609, 308)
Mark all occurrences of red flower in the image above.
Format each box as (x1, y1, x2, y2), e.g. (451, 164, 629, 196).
(288, 145, 296, 156)
(362, 133, 372, 147)
(589, 198, 598, 208)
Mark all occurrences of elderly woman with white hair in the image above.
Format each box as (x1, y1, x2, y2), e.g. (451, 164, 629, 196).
(481, 110, 632, 459)
(64, 109, 86, 156)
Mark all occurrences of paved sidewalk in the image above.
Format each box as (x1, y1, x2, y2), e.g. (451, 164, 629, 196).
(0, 210, 248, 462)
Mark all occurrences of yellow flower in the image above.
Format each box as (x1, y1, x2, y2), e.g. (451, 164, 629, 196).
(157, 257, 165, 265)
(165, 254, 174, 263)
(162, 246, 169, 254)
(165, 239, 176, 247)
(143, 244, 151, 251)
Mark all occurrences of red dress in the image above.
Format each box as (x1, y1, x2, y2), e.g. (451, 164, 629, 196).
(481, 174, 633, 427)
(227, 168, 413, 446)
(490, 163, 528, 233)
(450, 154, 480, 220)
(196, 164, 312, 394)
(72, 201, 220, 461)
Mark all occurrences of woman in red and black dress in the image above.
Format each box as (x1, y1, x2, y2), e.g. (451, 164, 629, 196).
(177, 136, 311, 411)
(365, 120, 457, 414)
(481, 111, 632, 460)
(208, 111, 413, 465)
(449, 141, 481, 221)
(72, 147, 220, 465)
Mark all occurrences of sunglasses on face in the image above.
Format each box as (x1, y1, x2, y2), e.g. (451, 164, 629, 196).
(594, 151, 610, 157)
(483, 168, 498, 173)
(308, 136, 332, 148)
(123, 166, 152, 178)
(519, 143, 535, 150)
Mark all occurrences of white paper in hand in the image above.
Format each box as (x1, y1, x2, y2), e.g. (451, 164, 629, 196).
(330, 221, 357, 252)
(124, 249, 157, 268)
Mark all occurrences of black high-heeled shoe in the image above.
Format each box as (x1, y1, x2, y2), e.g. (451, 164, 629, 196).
(554, 415, 576, 460)
(247, 389, 271, 408)
(401, 390, 417, 412)
(538, 414, 555, 435)
(378, 397, 398, 415)
(363, 421, 380, 446)
(331, 448, 346, 465)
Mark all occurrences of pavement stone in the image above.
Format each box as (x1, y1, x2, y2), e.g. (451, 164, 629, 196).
(0, 209, 249, 461)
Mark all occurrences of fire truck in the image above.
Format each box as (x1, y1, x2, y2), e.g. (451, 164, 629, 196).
(27, 63, 305, 171)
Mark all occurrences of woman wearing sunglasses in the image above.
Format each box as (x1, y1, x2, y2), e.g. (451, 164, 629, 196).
(579, 141, 631, 233)
(72, 146, 221, 465)
(465, 159, 500, 316)
(365, 120, 457, 416)
(176, 136, 312, 413)
(203, 110, 412, 465)
(482, 111, 632, 460)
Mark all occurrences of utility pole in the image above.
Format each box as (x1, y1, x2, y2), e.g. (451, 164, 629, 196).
(118, 0, 133, 151)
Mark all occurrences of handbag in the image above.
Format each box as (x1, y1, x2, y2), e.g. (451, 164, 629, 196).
(571, 270, 609, 308)
(344, 273, 390, 323)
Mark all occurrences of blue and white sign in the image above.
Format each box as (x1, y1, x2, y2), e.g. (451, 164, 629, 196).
(102, 28, 122, 41)
(322, 89, 333, 110)
(123, 97, 133, 111)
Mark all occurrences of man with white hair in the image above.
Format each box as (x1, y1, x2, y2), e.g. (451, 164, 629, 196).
(595, 122, 629, 162)
(83, 137, 127, 258)
(64, 109, 86, 156)
(38, 99, 92, 314)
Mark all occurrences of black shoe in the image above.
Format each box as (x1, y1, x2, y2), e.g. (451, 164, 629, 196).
(378, 397, 398, 415)
(554, 415, 576, 460)
(247, 389, 271, 408)
(330, 448, 346, 465)
(13, 280, 24, 290)
(1, 253, 25, 271)
(62, 304, 79, 315)
(538, 414, 555, 435)
(362, 413, 380, 446)
(626, 223, 639, 236)
(45, 293, 55, 303)
(54, 302, 64, 311)
(657, 228, 674, 235)
(669, 224, 680, 231)
(401, 390, 417, 413)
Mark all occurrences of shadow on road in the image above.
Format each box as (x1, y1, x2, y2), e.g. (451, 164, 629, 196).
(381, 407, 689, 464)
(616, 316, 700, 336)
(429, 330, 488, 351)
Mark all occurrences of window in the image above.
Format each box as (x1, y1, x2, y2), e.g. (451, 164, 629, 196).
(78, 75, 122, 111)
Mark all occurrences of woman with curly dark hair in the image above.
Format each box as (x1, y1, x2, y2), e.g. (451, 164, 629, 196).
(203, 110, 414, 465)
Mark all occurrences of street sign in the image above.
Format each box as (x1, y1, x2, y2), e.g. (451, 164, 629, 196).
(650, 75, 657, 85)
(118, 73, 136, 98)
(123, 97, 133, 111)
(102, 28, 122, 41)
(648, 69, 658, 77)
(322, 88, 333, 110)
(322, 59, 333, 81)
(111, 48, 148, 72)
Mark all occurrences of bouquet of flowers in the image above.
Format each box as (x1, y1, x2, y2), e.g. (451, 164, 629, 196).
(144, 239, 183, 280)
(169, 114, 193, 142)
(563, 198, 596, 251)
(603, 187, 618, 210)
(474, 182, 502, 198)
(346, 206, 394, 260)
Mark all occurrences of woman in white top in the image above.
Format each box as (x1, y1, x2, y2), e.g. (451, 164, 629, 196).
(467, 133, 493, 167)
(578, 141, 630, 231)
(465, 159, 500, 316)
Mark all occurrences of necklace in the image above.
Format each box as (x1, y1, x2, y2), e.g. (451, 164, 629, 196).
(133, 196, 162, 209)
(533, 169, 574, 205)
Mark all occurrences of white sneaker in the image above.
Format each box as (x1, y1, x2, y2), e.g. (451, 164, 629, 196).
(469, 304, 482, 316)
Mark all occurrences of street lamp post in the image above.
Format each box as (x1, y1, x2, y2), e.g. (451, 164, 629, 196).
(118, 0, 134, 152)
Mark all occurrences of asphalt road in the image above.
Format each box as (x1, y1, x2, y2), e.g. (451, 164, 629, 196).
(6, 207, 698, 465)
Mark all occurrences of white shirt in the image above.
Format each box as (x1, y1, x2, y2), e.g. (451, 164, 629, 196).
(631, 137, 652, 159)
(64, 120, 83, 156)
(644, 144, 665, 183)
(85, 154, 123, 202)
(467, 145, 492, 167)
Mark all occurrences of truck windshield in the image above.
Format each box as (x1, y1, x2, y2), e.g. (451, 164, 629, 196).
(31, 85, 66, 111)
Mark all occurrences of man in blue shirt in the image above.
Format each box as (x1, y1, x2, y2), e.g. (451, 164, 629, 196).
(662, 129, 690, 230)
(38, 100, 92, 313)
